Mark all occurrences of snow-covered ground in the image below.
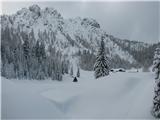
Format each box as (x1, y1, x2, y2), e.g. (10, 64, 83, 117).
(2, 70, 155, 119)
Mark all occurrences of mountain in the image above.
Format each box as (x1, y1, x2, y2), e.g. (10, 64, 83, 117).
(1, 4, 158, 70)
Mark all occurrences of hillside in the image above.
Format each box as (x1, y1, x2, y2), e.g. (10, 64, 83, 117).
(1, 4, 156, 69)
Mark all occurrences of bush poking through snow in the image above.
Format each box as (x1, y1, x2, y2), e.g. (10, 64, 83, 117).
(73, 77, 78, 82)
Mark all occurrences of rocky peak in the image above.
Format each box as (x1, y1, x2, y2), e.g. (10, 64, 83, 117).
(81, 18, 100, 28)
(29, 4, 41, 15)
(44, 7, 63, 19)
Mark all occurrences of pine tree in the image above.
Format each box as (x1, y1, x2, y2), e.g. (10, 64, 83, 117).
(77, 67, 80, 77)
(153, 48, 160, 79)
(56, 70, 62, 81)
(22, 34, 30, 78)
(35, 41, 41, 61)
(39, 42, 46, 60)
(70, 66, 73, 76)
(94, 36, 110, 79)
(35, 41, 46, 80)
(152, 48, 160, 118)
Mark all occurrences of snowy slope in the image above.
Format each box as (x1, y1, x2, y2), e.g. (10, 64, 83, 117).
(2, 71, 155, 119)
(111, 37, 150, 52)
(1, 4, 138, 64)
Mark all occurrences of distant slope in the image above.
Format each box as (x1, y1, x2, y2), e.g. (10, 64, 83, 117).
(1, 4, 157, 69)
(110, 35, 160, 68)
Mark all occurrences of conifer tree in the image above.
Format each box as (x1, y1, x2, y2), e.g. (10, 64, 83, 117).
(77, 67, 80, 77)
(70, 66, 73, 76)
(152, 48, 160, 118)
(22, 34, 30, 78)
(94, 36, 110, 79)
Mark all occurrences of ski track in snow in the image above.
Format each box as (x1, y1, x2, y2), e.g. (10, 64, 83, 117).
(2, 71, 155, 119)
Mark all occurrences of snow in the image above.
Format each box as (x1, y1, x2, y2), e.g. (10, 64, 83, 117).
(1, 5, 138, 65)
(2, 71, 155, 119)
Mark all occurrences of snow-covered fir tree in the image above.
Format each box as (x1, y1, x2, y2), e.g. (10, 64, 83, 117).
(70, 66, 73, 76)
(94, 36, 110, 79)
(77, 67, 80, 77)
(22, 34, 30, 78)
(152, 48, 160, 118)
(80, 50, 96, 71)
(153, 48, 160, 79)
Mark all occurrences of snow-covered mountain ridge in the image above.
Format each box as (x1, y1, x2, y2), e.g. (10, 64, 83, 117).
(1, 4, 153, 67)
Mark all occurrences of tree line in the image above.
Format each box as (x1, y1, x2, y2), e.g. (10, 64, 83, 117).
(1, 26, 69, 80)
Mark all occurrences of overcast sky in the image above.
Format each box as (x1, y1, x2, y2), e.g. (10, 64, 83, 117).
(2, 1, 160, 43)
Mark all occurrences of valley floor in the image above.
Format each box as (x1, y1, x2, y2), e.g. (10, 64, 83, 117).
(2, 71, 155, 119)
